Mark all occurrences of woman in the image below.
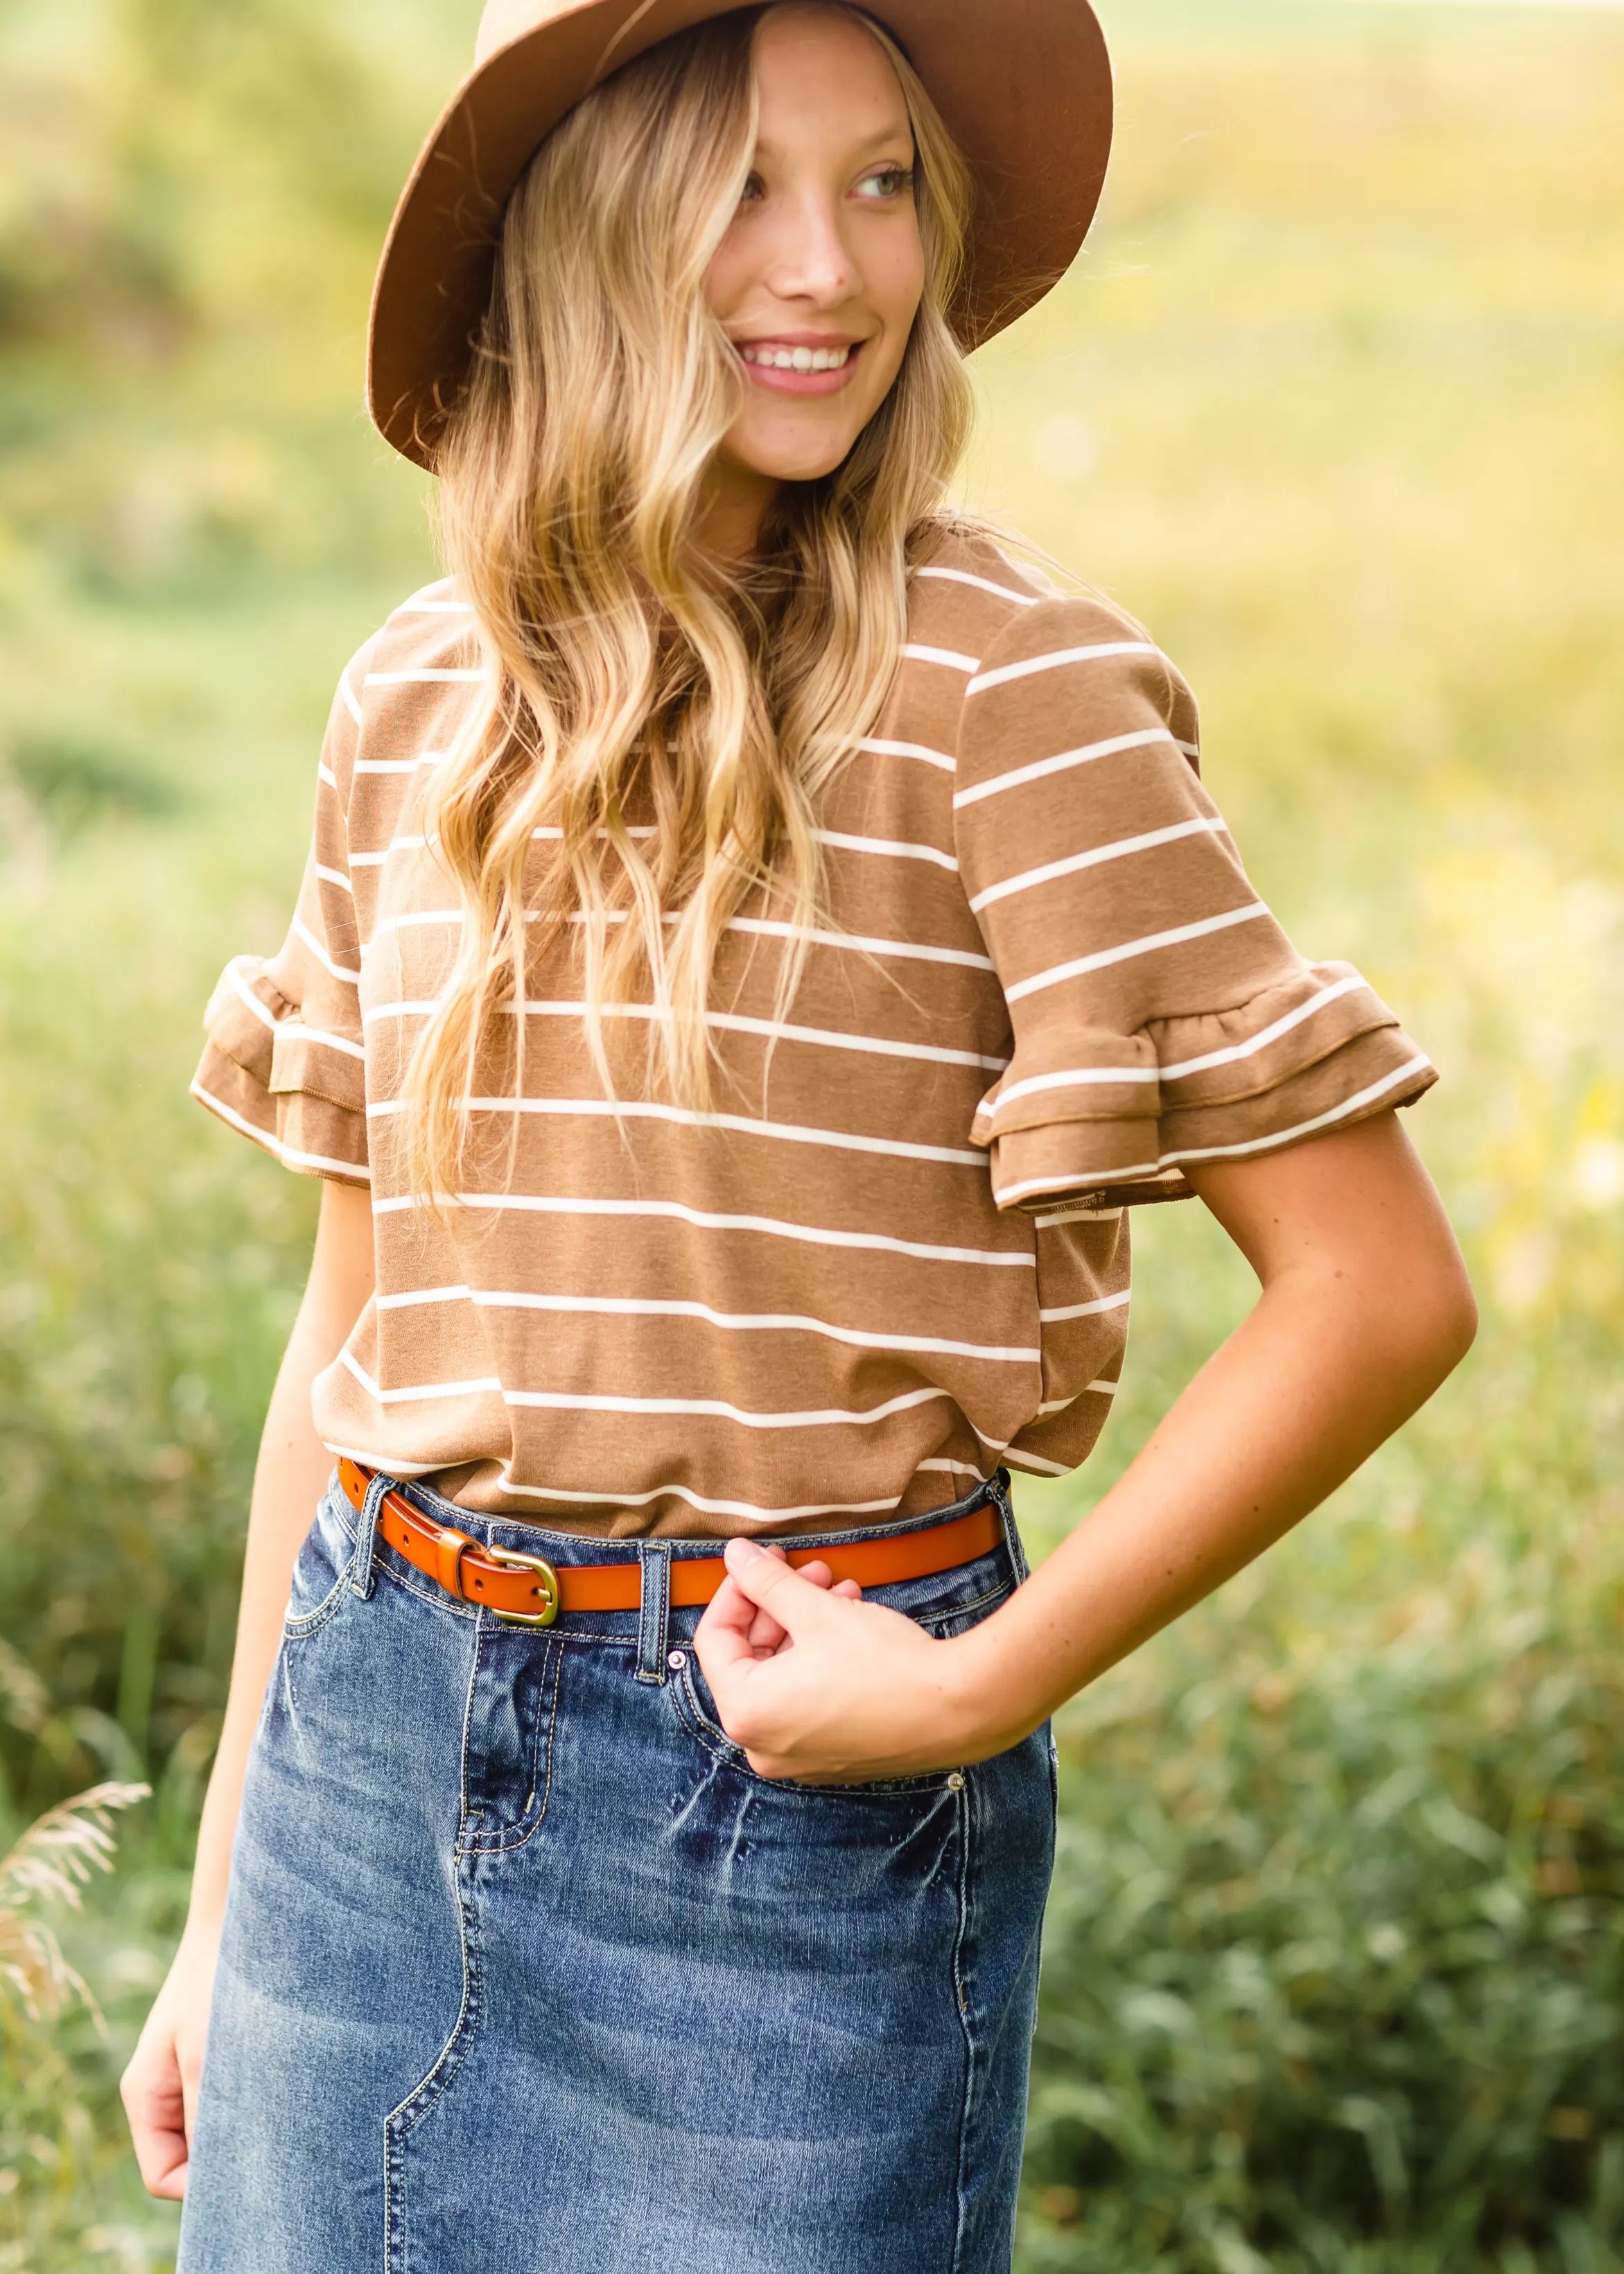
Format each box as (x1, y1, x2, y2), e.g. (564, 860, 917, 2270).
(123, 2, 1476, 2267)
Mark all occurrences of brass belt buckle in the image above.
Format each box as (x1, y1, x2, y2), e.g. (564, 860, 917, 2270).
(482, 1541, 561, 1629)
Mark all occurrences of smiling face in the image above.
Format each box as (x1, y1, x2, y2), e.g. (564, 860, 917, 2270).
(701, 5, 926, 546)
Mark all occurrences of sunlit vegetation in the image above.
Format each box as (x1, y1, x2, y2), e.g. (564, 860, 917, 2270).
(1, 2, 1621, 2264)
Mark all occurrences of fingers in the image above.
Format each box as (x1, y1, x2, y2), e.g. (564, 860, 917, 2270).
(121, 2042, 191, 2201)
(721, 1538, 842, 1635)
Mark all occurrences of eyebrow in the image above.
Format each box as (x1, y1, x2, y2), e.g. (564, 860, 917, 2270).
(751, 125, 915, 162)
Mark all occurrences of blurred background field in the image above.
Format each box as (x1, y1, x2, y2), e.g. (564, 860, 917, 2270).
(1, 0, 1622, 2265)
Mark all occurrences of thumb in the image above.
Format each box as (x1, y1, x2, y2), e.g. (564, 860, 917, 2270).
(723, 1538, 840, 1635)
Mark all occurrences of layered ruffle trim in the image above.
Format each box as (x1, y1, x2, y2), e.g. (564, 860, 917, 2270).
(191, 957, 369, 1185)
(973, 964, 1435, 1215)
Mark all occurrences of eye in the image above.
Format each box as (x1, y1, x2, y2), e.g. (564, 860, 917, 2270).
(737, 170, 766, 205)
(854, 164, 914, 202)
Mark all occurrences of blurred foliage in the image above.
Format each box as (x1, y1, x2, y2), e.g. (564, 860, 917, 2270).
(1, 0, 1623, 2266)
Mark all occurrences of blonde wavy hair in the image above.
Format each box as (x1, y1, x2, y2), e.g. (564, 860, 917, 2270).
(405, 1, 976, 1199)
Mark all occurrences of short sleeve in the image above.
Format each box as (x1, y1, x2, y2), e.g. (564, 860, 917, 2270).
(189, 657, 370, 1187)
(953, 596, 1436, 1213)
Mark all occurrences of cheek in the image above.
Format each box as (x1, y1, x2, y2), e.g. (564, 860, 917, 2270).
(703, 236, 749, 324)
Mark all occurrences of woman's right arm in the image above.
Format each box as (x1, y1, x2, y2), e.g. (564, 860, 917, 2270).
(121, 1179, 376, 2201)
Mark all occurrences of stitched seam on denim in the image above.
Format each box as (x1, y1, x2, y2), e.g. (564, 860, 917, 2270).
(672, 1664, 949, 1799)
(383, 1879, 483, 2271)
(460, 1636, 566, 1857)
(949, 1773, 978, 2273)
(916, 1579, 1013, 1633)
(398, 1468, 1003, 1558)
(280, 1579, 351, 1642)
(376, 1558, 480, 1620)
(636, 1540, 672, 1685)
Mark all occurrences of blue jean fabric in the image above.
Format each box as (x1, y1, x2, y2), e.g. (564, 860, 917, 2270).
(178, 1470, 1056, 2274)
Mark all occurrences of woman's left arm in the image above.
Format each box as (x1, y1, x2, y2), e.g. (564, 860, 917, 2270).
(694, 1111, 1476, 1782)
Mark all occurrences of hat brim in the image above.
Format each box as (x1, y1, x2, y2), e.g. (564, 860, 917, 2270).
(368, 0, 1113, 470)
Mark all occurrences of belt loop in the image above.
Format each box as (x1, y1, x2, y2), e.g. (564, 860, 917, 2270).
(988, 1467, 1030, 1584)
(636, 1542, 672, 1685)
(349, 1470, 390, 1601)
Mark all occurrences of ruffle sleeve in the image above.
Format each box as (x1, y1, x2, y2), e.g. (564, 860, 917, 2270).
(190, 659, 371, 1187)
(953, 596, 1436, 1213)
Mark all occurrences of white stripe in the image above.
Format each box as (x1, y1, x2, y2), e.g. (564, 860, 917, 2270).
(857, 736, 955, 774)
(363, 668, 482, 685)
(486, 1477, 901, 1525)
(990, 1065, 1159, 1114)
(314, 862, 354, 895)
(374, 1285, 473, 1308)
(902, 643, 979, 673)
(1006, 903, 1270, 1005)
(370, 1191, 1036, 1271)
(1158, 973, 1372, 1082)
(1034, 1378, 1119, 1418)
(224, 964, 277, 1030)
(915, 565, 1040, 607)
(189, 1082, 370, 1183)
(530, 825, 658, 841)
(353, 753, 447, 775)
(727, 915, 994, 972)
(1176, 739, 1200, 759)
(952, 727, 1172, 812)
(966, 641, 1156, 697)
(1003, 1448, 1072, 1476)
(1038, 1290, 1131, 1325)
(322, 1443, 439, 1476)
(995, 1162, 1163, 1206)
(395, 589, 473, 614)
(360, 994, 1006, 1073)
(381, 1286, 1039, 1365)
(1035, 1205, 1123, 1227)
(358, 904, 995, 975)
(503, 1385, 951, 1430)
(813, 827, 958, 873)
(363, 1002, 442, 1024)
(283, 1023, 366, 1063)
(348, 834, 435, 869)
(340, 1350, 502, 1405)
(968, 817, 1227, 914)
(363, 910, 462, 952)
(317, 762, 339, 790)
(338, 675, 363, 726)
(369, 1092, 988, 1169)
(992, 1055, 1433, 1206)
(915, 1457, 988, 1479)
(1162, 1056, 1433, 1166)
(292, 915, 362, 984)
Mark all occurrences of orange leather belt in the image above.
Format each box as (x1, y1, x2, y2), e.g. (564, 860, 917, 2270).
(336, 1457, 1002, 1629)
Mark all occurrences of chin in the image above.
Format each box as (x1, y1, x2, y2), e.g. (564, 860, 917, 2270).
(732, 419, 870, 489)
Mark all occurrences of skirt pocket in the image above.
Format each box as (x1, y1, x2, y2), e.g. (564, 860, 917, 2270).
(281, 1479, 358, 1640)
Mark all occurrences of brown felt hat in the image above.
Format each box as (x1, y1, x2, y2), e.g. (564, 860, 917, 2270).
(367, 0, 1114, 469)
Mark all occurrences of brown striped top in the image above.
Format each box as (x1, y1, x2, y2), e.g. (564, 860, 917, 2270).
(193, 526, 1435, 1536)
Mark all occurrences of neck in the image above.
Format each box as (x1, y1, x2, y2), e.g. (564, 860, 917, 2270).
(693, 452, 782, 566)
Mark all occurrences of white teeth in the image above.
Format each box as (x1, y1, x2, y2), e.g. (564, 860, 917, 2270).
(740, 343, 853, 372)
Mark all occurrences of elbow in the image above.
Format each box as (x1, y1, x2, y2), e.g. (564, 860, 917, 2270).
(1395, 1244, 1478, 1400)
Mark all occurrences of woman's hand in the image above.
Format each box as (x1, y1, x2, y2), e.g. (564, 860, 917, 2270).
(120, 1917, 222, 2201)
(694, 1542, 1009, 1782)
(697, 1116, 1476, 1785)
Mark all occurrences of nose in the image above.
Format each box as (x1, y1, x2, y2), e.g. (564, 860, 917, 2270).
(762, 184, 857, 308)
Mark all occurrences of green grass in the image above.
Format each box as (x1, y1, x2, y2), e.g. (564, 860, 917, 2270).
(2, 4, 1623, 2266)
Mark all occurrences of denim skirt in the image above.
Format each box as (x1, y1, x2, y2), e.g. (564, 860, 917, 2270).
(178, 1470, 1056, 2274)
